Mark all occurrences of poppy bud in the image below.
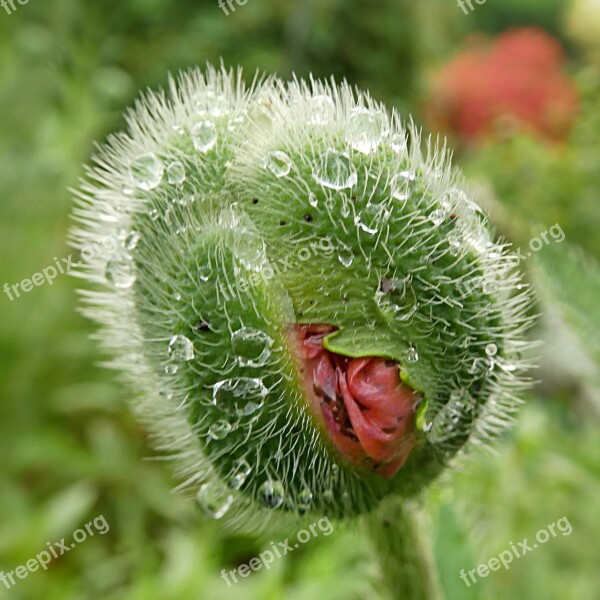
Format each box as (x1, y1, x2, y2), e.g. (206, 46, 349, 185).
(71, 65, 534, 527)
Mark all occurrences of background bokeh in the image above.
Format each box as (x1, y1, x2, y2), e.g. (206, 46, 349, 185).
(1, 1, 600, 599)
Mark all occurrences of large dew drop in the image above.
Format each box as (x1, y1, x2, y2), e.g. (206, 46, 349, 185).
(191, 120, 217, 153)
(227, 458, 252, 490)
(391, 170, 416, 202)
(196, 482, 233, 519)
(105, 259, 136, 289)
(312, 151, 357, 191)
(257, 479, 285, 509)
(307, 95, 335, 125)
(212, 377, 268, 416)
(345, 107, 388, 154)
(168, 335, 195, 361)
(129, 153, 164, 191)
(166, 160, 186, 185)
(263, 150, 292, 178)
(231, 327, 273, 368)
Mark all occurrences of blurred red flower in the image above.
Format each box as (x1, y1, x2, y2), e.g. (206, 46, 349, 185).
(425, 28, 579, 144)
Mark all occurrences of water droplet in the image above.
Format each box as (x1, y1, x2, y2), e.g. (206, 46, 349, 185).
(159, 388, 173, 400)
(148, 208, 160, 221)
(168, 335, 194, 361)
(228, 458, 252, 489)
(264, 150, 292, 178)
(376, 275, 418, 322)
(447, 231, 462, 257)
(297, 488, 313, 512)
(308, 192, 318, 208)
(198, 265, 210, 282)
(390, 132, 408, 155)
(208, 419, 232, 440)
(105, 259, 136, 289)
(166, 160, 186, 185)
(258, 479, 285, 509)
(405, 346, 419, 363)
(312, 151, 357, 190)
(212, 377, 268, 416)
(346, 107, 388, 154)
(337, 243, 354, 268)
(124, 231, 140, 251)
(196, 482, 233, 519)
(429, 209, 446, 227)
(307, 95, 335, 125)
(231, 327, 273, 368)
(130, 153, 164, 191)
(164, 364, 178, 375)
(191, 120, 217, 153)
(391, 170, 416, 202)
(485, 343, 498, 357)
(355, 202, 388, 235)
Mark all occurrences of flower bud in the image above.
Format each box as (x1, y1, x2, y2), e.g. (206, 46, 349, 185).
(71, 65, 534, 527)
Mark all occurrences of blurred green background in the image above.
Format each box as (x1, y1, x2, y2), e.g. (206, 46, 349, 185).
(1, 1, 600, 599)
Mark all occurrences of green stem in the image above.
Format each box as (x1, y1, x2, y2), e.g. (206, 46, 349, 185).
(365, 497, 442, 600)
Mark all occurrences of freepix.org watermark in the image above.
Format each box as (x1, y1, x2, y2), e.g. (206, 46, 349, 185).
(1, 0, 30, 15)
(0, 514, 110, 590)
(457, 222, 565, 300)
(221, 516, 334, 586)
(2, 236, 118, 302)
(221, 236, 335, 302)
(457, 0, 489, 15)
(218, 0, 248, 16)
(459, 515, 573, 588)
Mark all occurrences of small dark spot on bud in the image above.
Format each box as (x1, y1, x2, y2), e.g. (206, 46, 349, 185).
(384, 359, 396, 367)
(303, 213, 313, 222)
(380, 277, 395, 294)
(252, 198, 259, 205)
(450, 213, 457, 221)
(196, 320, 211, 332)
(279, 220, 287, 226)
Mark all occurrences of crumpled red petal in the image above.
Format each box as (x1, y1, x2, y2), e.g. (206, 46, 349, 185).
(291, 324, 420, 478)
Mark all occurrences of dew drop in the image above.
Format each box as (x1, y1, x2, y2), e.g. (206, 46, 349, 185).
(148, 208, 160, 221)
(312, 151, 357, 190)
(124, 231, 140, 251)
(345, 107, 388, 154)
(264, 150, 292, 178)
(297, 488, 313, 512)
(130, 153, 164, 191)
(307, 95, 335, 125)
(191, 120, 217, 153)
(198, 265, 210, 282)
(105, 259, 136, 289)
(166, 160, 186, 185)
(405, 346, 419, 364)
(390, 132, 408, 155)
(212, 377, 268, 416)
(228, 458, 252, 490)
(164, 364, 178, 375)
(337, 243, 354, 268)
(168, 335, 194, 361)
(258, 479, 285, 509)
(208, 419, 233, 440)
(429, 208, 446, 227)
(231, 327, 273, 368)
(485, 343, 498, 357)
(196, 482, 233, 519)
(376, 275, 418, 322)
(308, 192, 318, 208)
(391, 170, 416, 201)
